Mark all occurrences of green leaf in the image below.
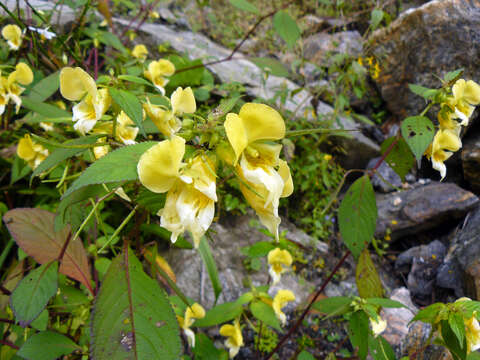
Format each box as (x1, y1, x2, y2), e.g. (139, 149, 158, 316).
(368, 335, 395, 360)
(250, 300, 282, 331)
(21, 97, 71, 119)
(273, 10, 301, 50)
(366, 298, 406, 309)
(198, 237, 222, 303)
(348, 311, 369, 360)
(338, 175, 377, 258)
(193, 333, 228, 360)
(30, 309, 48, 331)
(27, 72, 59, 102)
(109, 88, 146, 137)
(444, 69, 464, 84)
(380, 137, 414, 182)
(118, 74, 155, 87)
(411, 303, 446, 324)
(356, 249, 384, 299)
(408, 84, 438, 100)
(209, 96, 242, 120)
(448, 313, 466, 350)
(91, 247, 181, 360)
(298, 351, 315, 360)
(246, 241, 276, 258)
(62, 142, 156, 199)
(11, 155, 31, 184)
(167, 56, 205, 89)
(17, 331, 80, 360)
(401, 115, 435, 166)
(370, 9, 384, 30)
(32, 134, 103, 178)
(10, 262, 58, 326)
(312, 296, 352, 317)
(467, 353, 480, 360)
(84, 28, 127, 53)
(250, 57, 290, 77)
(194, 301, 243, 327)
(441, 319, 466, 360)
(228, 0, 259, 14)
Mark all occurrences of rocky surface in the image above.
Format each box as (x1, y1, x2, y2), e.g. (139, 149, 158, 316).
(303, 31, 363, 65)
(370, 0, 480, 118)
(461, 132, 480, 192)
(400, 321, 452, 360)
(367, 156, 403, 193)
(375, 182, 479, 240)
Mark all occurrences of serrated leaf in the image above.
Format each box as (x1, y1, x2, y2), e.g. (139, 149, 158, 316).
(444, 69, 464, 83)
(198, 237, 222, 303)
(312, 296, 352, 317)
(62, 142, 156, 199)
(366, 298, 406, 309)
(27, 71, 59, 102)
(368, 335, 396, 360)
(193, 333, 228, 360)
(3, 208, 93, 295)
(109, 88, 146, 137)
(449, 313, 466, 350)
(356, 249, 384, 298)
(273, 10, 301, 50)
(10, 262, 58, 326)
(118, 74, 155, 87)
(250, 57, 290, 77)
(400, 115, 435, 166)
(411, 303, 446, 324)
(250, 300, 282, 331)
(370, 9, 384, 30)
(338, 175, 377, 258)
(17, 331, 80, 360)
(228, 0, 259, 14)
(167, 56, 204, 89)
(408, 84, 438, 100)
(348, 311, 369, 360)
(380, 137, 414, 182)
(91, 247, 181, 360)
(21, 97, 71, 119)
(441, 319, 466, 360)
(209, 96, 242, 119)
(194, 301, 243, 327)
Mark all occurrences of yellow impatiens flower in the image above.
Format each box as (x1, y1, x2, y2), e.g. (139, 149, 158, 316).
(453, 297, 480, 353)
(131, 44, 148, 62)
(177, 303, 205, 348)
(220, 319, 243, 359)
(425, 128, 462, 180)
(267, 248, 293, 284)
(115, 111, 139, 145)
(171, 87, 196, 116)
(225, 103, 293, 240)
(2, 24, 23, 50)
(17, 134, 49, 169)
(451, 79, 480, 126)
(60, 67, 111, 134)
(370, 316, 387, 337)
(144, 59, 175, 94)
(272, 289, 295, 326)
(137, 137, 217, 247)
(0, 62, 34, 115)
(143, 100, 181, 137)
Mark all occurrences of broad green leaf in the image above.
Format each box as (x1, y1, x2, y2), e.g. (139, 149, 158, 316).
(228, 0, 259, 14)
(10, 155, 31, 184)
(91, 247, 181, 360)
(380, 137, 414, 182)
(250, 300, 281, 331)
(194, 301, 243, 327)
(250, 57, 290, 77)
(10, 262, 58, 326)
(312, 296, 352, 317)
(444, 68, 464, 83)
(21, 97, 71, 119)
(298, 351, 315, 360)
(193, 333, 228, 360)
(198, 237, 222, 303)
(109, 88, 146, 137)
(167, 56, 205, 89)
(411, 303, 446, 323)
(338, 175, 377, 258)
(401, 116, 435, 166)
(408, 84, 438, 100)
(32, 134, 104, 178)
(348, 311, 369, 360)
(467, 353, 480, 360)
(370, 9, 384, 30)
(441, 319, 466, 360)
(61, 142, 156, 199)
(449, 313, 466, 350)
(368, 335, 395, 360)
(118, 74, 155, 87)
(356, 249, 384, 299)
(17, 331, 80, 360)
(273, 10, 301, 50)
(366, 298, 406, 309)
(27, 72, 59, 102)
(246, 241, 276, 258)
(3, 208, 93, 294)
(31, 309, 48, 331)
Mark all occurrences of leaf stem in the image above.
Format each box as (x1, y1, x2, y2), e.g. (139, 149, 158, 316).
(98, 205, 138, 253)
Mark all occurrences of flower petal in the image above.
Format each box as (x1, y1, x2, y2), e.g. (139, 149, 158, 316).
(13, 63, 33, 85)
(171, 87, 196, 115)
(60, 67, 97, 101)
(278, 159, 293, 197)
(224, 113, 248, 164)
(237, 103, 285, 144)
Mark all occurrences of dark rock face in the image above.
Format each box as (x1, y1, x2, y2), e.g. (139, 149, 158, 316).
(375, 182, 479, 240)
(367, 156, 403, 193)
(461, 133, 480, 192)
(400, 321, 452, 360)
(369, 0, 480, 118)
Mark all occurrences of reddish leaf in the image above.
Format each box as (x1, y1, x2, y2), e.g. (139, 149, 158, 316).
(3, 208, 93, 295)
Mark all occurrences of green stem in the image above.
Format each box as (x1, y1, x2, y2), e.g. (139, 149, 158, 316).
(0, 239, 14, 270)
(30, 134, 109, 149)
(98, 205, 138, 253)
(420, 102, 434, 117)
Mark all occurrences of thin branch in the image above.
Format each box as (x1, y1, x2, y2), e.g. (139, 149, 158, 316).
(57, 231, 72, 264)
(0, 284, 11, 296)
(0, 339, 19, 350)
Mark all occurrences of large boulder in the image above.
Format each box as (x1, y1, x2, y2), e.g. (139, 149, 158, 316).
(369, 0, 480, 118)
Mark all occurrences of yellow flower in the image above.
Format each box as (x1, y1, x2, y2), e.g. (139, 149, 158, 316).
(143, 99, 181, 137)
(39, 122, 54, 131)
(425, 128, 462, 180)
(0, 63, 34, 114)
(144, 59, 175, 95)
(267, 248, 293, 284)
(224, 103, 293, 240)
(177, 303, 205, 348)
(452, 79, 480, 126)
(370, 316, 387, 337)
(220, 319, 243, 358)
(60, 67, 111, 134)
(17, 134, 49, 169)
(93, 138, 110, 159)
(1, 24, 23, 50)
(131, 44, 148, 62)
(137, 137, 217, 247)
(324, 154, 332, 161)
(115, 111, 138, 145)
(272, 289, 295, 326)
(149, 10, 160, 19)
(171, 87, 196, 116)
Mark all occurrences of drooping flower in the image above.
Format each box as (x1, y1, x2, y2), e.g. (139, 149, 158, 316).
(451, 79, 480, 126)
(137, 136, 217, 247)
(272, 289, 295, 326)
(60, 67, 111, 134)
(143, 99, 181, 137)
(171, 87, 196, 115)
(220, 319, 243, 359)
(425, 128, 462, 180)
(115, 111, 139, 145)
(267, 248, 293, 284)
(144, 59, 175, 94)
(177, 303, 205, 348)
(370, 316, 387, 337)
(131, 44, 148, 62)
(224, 103, 293, 240)
(17, 134, 49, 169)
(0, 62, 34, 115)
(1, 24, 23, 50)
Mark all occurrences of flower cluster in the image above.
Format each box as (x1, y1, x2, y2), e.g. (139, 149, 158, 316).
(425, 79, 480, 179)
(1, 24, 23, 51)
(17, 134, 49, 169)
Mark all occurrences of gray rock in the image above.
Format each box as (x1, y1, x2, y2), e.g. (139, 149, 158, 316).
(303, 31, 363, 65)
(369, 0, 480, 118)
(375, 182, 479, 240)
(400, 321, 452, 360)
(367, 156, 403, 193)
(324, 277, 357, 298)
(461, 132, 480, 192)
